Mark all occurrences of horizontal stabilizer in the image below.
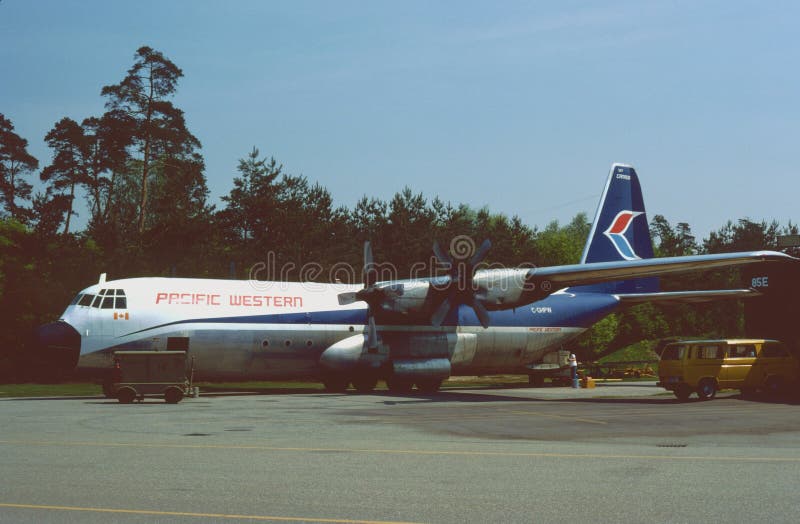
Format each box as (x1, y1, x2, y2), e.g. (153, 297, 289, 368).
(614, 289, 760, 304)
(530, 251, 797, 291)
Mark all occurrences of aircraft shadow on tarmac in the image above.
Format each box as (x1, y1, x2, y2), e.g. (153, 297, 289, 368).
(3, 385, 798, 406)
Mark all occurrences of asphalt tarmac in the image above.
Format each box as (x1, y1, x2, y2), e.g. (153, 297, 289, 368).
(2, 382, 799, 523)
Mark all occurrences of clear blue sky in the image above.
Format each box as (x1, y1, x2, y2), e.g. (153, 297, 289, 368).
(2, 0, 798, 241)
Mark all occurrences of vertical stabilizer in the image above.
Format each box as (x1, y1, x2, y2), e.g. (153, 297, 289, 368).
(573, 164, 658, 293)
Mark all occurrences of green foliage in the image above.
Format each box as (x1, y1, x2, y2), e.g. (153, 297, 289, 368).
(534, 213, 590, 266)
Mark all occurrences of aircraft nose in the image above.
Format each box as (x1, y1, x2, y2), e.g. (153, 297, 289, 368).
(33, 321, 81, 373)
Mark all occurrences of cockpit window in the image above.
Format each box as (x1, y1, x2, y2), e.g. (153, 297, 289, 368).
(70, 294, 84, 306)
(75, 289, 127, 308)
(78, 294, 94, 306)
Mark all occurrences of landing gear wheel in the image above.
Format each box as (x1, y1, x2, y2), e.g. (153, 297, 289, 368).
(673, 384, 692, 402)
(697, 379, 716, 400)
(117, 387, 136, 404)
(528, 374, 544, 388)
(322, 375, 349, 393)
(352, 375, 378, 393)
(164, 386, 184, 404)
(415, 379, 443, 394)
(386, 378, 414, 394)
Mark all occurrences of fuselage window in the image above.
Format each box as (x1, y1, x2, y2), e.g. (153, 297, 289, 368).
(78, 294, 95, 307)
(90, 295, 103, 308)
(101, 296, 115, 309)
(115, 296, 127, 309)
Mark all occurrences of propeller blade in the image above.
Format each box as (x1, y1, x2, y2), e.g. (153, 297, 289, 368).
(470, 297, 491, 329)
(363, 241, 374, 266)
(432, 241, 453, 268)
(430, 296, 453, 327)
(363, 241, 377, 286)
(338, 292, 358, 306)
(469, 239, 492, 267)
(366, 315, 378, 350)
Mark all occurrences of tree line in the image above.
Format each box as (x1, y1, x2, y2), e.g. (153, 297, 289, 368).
(1, 46, 797, 380)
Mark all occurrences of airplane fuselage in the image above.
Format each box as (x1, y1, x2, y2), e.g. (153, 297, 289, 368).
(61, 277, 619, 381)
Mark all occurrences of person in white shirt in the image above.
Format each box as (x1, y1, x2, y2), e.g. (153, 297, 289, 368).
(569, 353, 578, 380)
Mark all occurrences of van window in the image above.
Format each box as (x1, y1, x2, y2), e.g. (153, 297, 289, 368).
(661, 344, 686, 360)
(696, 345, 723, 359)
(762, 344, 789, 358)
(728, 345, 757, 358)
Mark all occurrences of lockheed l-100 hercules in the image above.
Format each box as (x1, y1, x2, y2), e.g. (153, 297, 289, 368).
(34, 164, 796, 393)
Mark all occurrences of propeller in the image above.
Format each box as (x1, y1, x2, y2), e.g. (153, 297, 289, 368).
(337, 241, 401, 351)
(430, 238, 492, 329)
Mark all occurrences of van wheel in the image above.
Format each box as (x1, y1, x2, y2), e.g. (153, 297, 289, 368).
(697, 379, 717, 400)
(764, 376, 785, 397)
(674, 384, 692, 402)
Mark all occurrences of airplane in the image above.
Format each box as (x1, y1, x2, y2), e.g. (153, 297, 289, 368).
(33, 163, 798, 394)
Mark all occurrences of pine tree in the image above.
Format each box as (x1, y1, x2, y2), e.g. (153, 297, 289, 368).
(0, 113, 38, 220)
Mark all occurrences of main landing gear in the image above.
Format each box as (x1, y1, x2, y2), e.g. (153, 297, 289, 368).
(321, 374, 443, 394)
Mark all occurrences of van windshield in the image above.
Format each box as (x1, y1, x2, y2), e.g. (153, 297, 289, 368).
(661, 345, 685, 360)
(762, 343, 788, 358)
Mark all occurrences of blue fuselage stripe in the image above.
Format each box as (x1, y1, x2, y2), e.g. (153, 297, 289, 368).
(121, 293, 620, 337)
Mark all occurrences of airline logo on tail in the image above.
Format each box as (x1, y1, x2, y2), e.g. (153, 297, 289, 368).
(603, 210, 643, 260)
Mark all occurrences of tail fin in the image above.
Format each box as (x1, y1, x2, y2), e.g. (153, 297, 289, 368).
(573, 163, 658, 293)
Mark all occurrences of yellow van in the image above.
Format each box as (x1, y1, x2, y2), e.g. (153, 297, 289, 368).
(658, 339, 798, 401)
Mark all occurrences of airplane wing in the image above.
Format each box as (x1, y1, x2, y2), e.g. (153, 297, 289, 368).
(465, 250, 796, 310)
(345, 250, 796, 324)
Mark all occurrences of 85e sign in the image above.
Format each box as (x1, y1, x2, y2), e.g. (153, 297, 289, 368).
(751, 276, 769, 288)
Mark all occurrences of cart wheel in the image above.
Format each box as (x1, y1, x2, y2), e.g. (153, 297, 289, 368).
(117, 387, 136, 404)
(102, 381, 116, 398)
(164, 387, 184, 404)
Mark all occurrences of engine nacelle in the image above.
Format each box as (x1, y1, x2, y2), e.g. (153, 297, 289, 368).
(318, 335, 364, 372)
(392, 358, 451, 381)
(377, 280, 430, 315)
